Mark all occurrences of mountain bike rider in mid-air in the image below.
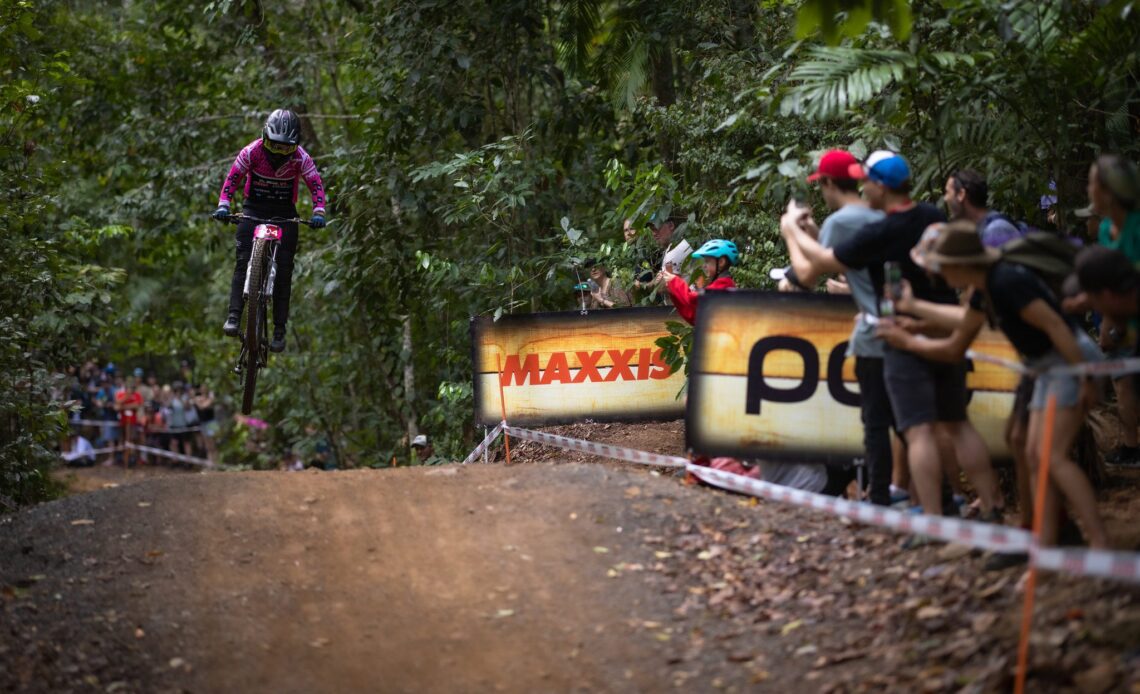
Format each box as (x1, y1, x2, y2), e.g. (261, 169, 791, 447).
(212, 109, 328, 353)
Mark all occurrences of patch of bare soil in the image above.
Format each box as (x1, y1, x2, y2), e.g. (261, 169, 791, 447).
(2, 424, 1139, 693)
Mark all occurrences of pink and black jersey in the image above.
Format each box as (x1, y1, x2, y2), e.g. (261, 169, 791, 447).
(218, 140, 327, 215)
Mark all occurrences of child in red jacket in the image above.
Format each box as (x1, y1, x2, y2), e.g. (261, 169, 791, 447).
(659, 239, 738, 324)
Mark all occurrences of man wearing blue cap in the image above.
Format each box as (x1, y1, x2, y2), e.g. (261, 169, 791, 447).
(779, 151, 1001, 534)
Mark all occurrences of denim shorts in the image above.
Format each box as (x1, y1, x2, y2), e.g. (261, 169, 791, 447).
(1026, 332, 1103, 411)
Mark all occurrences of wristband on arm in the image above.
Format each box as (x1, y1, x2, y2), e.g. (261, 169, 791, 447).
(784, 267, 809, 291)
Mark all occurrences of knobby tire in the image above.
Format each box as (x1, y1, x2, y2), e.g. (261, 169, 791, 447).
(242, 239, 268, 415)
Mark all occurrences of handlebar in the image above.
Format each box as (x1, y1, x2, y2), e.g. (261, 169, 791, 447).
(211, 212, 318, 227)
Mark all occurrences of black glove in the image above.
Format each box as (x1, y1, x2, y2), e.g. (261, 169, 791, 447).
(310, 214, 326, 229)
(212, 206, 230, 221)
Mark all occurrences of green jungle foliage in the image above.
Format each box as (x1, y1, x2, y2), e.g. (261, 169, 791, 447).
(3, 0, 1139, 504)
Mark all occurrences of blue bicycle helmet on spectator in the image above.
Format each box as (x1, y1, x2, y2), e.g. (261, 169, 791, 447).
(691, 239, 739, 266)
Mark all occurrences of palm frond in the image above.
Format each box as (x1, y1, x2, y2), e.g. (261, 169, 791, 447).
(554, 0, 604, 77)
(783, 46, 916, 120)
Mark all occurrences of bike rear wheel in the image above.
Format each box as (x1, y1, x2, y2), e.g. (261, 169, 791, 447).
(241, 239, 269, 415)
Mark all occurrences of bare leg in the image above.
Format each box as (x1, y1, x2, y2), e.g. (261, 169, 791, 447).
(891, 433, 910, 491)
(904, 423, 942, 516)
(1006, 412, 1032, 528)
(1026, 404, 1110, 549)
(939, 420, 998, 512)
(934, 426, 965, 495)
(1114, 376, 1139, 447)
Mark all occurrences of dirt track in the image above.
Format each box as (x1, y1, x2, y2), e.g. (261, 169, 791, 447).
(3, 452, 1140, 693)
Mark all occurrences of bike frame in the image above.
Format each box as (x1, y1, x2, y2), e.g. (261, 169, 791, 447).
(214, 211, 317, 414)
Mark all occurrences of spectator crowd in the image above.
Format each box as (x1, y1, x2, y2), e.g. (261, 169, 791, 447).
(61, 360, 218, 467)
(593, 149, 1140, 565)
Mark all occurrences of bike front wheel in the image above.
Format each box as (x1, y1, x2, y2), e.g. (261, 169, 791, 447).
(241, 238, 269, 415)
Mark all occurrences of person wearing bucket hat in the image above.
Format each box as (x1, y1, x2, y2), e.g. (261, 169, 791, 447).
(780, 150, 1002, 527)
(878, 223, 1108, 549)
(784, 149, 896, 505)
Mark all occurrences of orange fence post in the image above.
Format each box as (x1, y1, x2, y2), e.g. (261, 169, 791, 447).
(1014, 391, 1058, 694)
(497, 353, 512, 466)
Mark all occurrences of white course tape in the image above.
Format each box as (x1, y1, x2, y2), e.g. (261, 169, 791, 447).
(70, 419, 202, 433)
(125, 443, 212, 467)
(687, 464, 1032, 554)
(503, 425, 687, 468)
(61, 446, 118, 461)
(462, 424, 502, 465)
(965, 349, 1034, 376)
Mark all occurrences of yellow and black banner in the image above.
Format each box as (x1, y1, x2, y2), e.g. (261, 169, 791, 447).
(471, 307, 687, 426)
(687, 291, 1019, 462)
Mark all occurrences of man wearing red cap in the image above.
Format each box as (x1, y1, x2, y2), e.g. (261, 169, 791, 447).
(783, 150, 895, 505)
(779, 151, 1002, 538)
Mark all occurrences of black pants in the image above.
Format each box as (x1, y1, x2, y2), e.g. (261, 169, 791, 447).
(855, 356, 895, 506)
(228, 216, 299, 330)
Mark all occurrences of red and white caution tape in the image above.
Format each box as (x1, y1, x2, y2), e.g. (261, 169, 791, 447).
(124, 443, 212, 467)
(1045, 356, 1140, 378)
(687, 464, 1032, 554)
(503, 425, 687, 468)
(502, 424, 1140, 582)
(967, 349, 1140, 380)
(1033, 546, 1140, 582)
(462, 424, 502, 465)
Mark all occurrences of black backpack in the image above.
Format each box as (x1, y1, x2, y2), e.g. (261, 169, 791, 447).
(998, 232, 1079, 297)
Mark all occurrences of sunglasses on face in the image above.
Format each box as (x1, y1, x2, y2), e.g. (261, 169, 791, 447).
(262, 140, 297, 155)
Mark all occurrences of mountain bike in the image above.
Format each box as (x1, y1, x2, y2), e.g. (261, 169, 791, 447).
(216, 213, 316, 415)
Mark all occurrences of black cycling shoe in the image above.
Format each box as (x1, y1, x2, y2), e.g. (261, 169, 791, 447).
(269, 327, 286, 353)
(222, 312, 241, 337)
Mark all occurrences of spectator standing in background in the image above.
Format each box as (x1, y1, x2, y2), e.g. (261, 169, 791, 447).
(114, 376, 143, 465)
(411, 434, 447, 466)
(1089, 154, 1140, 465)
(94, 368, 119, 450)
(194, 384, 218, 463)
(659, 239, 738, 325)
(779, 151, 1001, 530)
(585, 258, 631, 309)
(943, 169, 1026, 247)
(879, 224, 1108, 548)
(1074, 205, 1103, 243)
(1077, 245, 1140, 469)
(782, 149, 893, 505)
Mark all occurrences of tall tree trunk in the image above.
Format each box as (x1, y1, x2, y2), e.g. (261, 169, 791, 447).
(403, 315, 418, 443)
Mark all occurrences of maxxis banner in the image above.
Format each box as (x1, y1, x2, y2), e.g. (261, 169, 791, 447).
(471, 307, 687, 426)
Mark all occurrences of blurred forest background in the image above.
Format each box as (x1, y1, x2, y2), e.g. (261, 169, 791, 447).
(4, 0, 1139, 504)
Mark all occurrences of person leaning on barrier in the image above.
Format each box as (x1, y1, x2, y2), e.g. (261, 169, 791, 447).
(1076, 245, 1140, 470)
(1087, 154, 1140, 467)
(779, 151, 1001, 530)
(782, 149, 894, 506)
(878, 223, 1110, 549)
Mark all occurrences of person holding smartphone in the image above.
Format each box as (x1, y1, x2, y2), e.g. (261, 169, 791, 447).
(779, 151, 1001, 537)
(781, 150, 896, 505)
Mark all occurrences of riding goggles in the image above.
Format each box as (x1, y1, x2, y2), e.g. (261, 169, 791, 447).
(262, 139, 298, 155)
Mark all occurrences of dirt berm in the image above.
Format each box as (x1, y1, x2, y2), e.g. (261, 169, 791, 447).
(3, 458, 1139, 693)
